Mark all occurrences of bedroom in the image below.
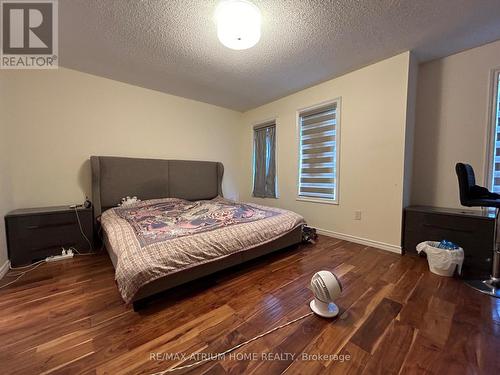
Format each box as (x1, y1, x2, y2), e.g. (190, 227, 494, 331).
(0, 0, 500, 374)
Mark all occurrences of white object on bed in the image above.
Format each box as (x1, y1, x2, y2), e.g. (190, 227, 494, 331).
(118, 196, 141, 207)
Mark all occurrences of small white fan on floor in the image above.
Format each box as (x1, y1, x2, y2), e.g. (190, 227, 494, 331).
(310, 271, 342, 318)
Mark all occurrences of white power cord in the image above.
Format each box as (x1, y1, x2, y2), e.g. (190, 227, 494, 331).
(0, 261, 45, 289)
(9, 259, 46, 271)
(74, 206, 93, 251)
(69, 247, 98, 256)
(151, 311, 314, 374)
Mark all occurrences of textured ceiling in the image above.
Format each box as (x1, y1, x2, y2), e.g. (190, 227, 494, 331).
(60, 0, 500, 111)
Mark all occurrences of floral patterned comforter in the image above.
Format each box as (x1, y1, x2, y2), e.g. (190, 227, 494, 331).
(115, 198, 280, 247)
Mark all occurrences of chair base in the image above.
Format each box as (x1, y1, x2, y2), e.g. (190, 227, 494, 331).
(465, 278, 500, 298)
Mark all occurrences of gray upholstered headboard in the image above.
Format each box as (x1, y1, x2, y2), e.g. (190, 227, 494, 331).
(90, 156, 224, 220)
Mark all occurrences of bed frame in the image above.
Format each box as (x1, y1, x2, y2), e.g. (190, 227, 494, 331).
(90, 156, 303, 310)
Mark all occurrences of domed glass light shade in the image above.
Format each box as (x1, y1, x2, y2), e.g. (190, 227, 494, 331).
(215, 0, 262, 50)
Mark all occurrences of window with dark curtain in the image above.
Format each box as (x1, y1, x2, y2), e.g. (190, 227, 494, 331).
(253, 121, 277, 198)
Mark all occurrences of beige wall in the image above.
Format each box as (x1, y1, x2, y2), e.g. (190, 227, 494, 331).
(402, 53, 419, 207)
(412, 39, 500, 209)
(0, 76, 13, 268)
(0, 68, 242, 218)
(240, 53, 415, 250)
(0, 154, 11, 268)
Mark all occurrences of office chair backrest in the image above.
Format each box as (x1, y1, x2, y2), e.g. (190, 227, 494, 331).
(455, 162, 476, 206)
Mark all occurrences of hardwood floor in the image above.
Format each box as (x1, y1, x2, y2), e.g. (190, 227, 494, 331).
(0, 235, 499, 374)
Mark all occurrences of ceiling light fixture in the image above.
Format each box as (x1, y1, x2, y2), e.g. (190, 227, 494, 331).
(215, 0, 261, 50)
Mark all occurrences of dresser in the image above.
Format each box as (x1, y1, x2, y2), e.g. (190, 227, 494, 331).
(403, 206, 495, 279)
(5, 206, 94, 266)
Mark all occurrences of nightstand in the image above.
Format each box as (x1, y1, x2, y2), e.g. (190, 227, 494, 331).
(5, 206, 94, 266)
(403, 206, 495, 279)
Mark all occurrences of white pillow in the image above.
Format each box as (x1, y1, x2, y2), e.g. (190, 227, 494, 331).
(118, 196, 141, 207)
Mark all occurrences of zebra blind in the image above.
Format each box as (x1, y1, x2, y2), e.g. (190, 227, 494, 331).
(492, 73, 500, 193)
(298, 101, 339, 201)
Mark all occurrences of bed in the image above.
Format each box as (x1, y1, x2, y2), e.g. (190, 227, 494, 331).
(91, 156, 305, 309)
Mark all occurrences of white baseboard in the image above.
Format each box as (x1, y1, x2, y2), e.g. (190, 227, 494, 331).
(316, 228, 402, 254)
(0, 259, 10, 280)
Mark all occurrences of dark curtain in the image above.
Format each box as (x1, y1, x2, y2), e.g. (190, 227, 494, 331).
(265, 125, 276, 197)
(253, 125, 276, 198)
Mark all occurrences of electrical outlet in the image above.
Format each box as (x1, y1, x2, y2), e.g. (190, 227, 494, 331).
(354, 210, 362, 220)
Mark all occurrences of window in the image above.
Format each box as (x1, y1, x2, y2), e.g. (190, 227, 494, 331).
(298, 100, 339, 203)
(490, 72, 500, 193)
(253, 121, 277, 198)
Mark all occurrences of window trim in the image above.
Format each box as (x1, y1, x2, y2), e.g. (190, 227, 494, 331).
(296, 97, 341, 205)
(251, 118, 279, 199)
(485, 68, 500, 191)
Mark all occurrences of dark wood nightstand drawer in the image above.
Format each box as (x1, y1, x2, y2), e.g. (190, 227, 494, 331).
(5, 206, 94, 266)
(14, 213, 80, 230)
(403, 206, 495, 279)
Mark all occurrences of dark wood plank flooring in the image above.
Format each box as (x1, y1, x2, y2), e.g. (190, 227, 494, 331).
(0, 236, 499, 374)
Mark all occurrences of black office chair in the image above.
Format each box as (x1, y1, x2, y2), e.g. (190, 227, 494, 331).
(456, 162, 500, 297)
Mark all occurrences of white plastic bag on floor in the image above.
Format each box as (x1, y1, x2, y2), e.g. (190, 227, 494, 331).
(416, 241, 464, 277)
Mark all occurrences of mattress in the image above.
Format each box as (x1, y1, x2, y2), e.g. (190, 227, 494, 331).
(100, 197, 305, 303)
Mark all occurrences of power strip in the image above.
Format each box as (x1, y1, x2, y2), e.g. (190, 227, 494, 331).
(45, 249, 74, 262)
